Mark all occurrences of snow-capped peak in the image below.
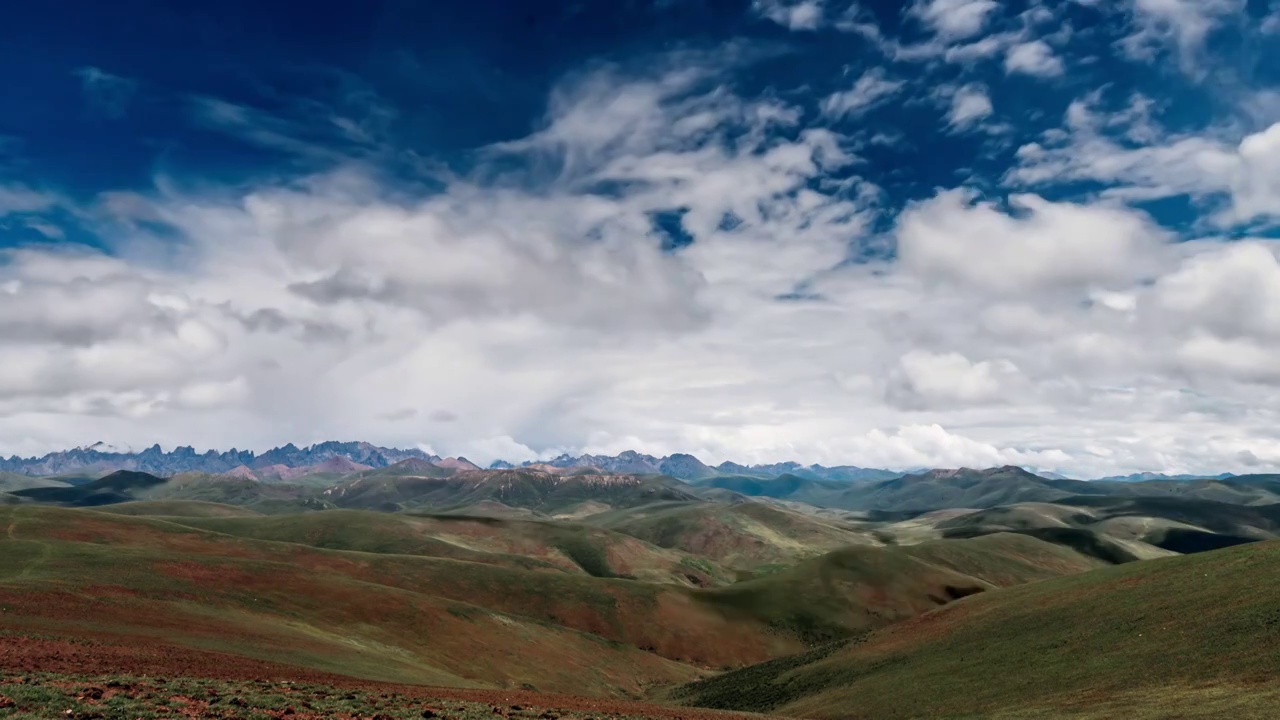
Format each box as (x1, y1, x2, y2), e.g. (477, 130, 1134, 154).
(78, 441, 135, 454)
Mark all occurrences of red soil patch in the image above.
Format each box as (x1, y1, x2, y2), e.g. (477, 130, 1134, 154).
(0, 635, 767, 720)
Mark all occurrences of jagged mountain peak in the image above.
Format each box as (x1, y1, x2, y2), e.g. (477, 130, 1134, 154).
(0, 441, 436, 478)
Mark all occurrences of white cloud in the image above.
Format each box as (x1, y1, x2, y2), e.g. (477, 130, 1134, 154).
(1119, 0, 1245, 74)
(819, 68, 904, 119)
(9, 47, 1280, 479)
(896, 189, 1168, 294)
(945, 83, 994, 130)
(909, 0, 1000, 40)
(1005, 40, 1065, 77)
(0, 184, 57, 216)
(889, 350, 1024, 407)
(752, 0, 824, 30)
(1153, 243, 1280, 341)
(1010, 94, 1280, 226)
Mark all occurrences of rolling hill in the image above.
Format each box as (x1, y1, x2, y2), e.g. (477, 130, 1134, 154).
(699, 466, 1280, 513)
(166, 509, 735, 585)
(9, 470, 170, 506)
(691, 532, 1106, 644)
(588, 500, 877, 574)
(889, 495, 1280, 562)
(322, 469, 701, 514)
(0, 505, 1104, 697)
(674, 539, 1280, 719)
(688, 475, 857, 508)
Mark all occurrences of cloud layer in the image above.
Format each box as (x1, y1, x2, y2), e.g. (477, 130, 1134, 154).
(3, 0, 1280, 477)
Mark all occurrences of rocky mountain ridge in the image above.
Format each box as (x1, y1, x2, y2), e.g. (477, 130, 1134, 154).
(0, 441, 436, 477)
(0, 442, 1248, 484)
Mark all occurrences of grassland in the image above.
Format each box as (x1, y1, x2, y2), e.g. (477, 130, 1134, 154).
(0, 504, 815, 694)
(692, 532, 1104, 644)
(0, 503, 1112, 699)
(165, 509, 735, 585)
(674, 539, 1280, 719)
(96, 500, 266, 518)
(588, 501, 876, 574)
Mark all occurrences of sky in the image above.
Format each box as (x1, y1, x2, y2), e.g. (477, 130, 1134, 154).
(3, 0, 1280, 475)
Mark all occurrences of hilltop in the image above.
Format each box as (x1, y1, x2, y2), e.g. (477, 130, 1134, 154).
(588, 500, 877, 575)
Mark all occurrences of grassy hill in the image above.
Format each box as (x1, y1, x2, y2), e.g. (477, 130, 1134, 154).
(687, 475, 855, 508)
(0, 505, 1104, 698)
(95, 500, 265, 518)
(169, 509, 734, 585)
(588, 500, 876, 574)
(692, 533, 1105, 644)
(9, 470, 169, 506)
(0, 473, 71, 494)
(919, 495, 1280, 563)
(0, 505, 726, 695)
(143, 474, 333, 513)
(699, 467, 1280, 515)
(674, 539, 1280, 719)
(323, 470, 701, 514)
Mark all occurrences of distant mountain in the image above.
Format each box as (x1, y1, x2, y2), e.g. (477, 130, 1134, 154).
(487, 452, 899, 482)
(0, 441, 437, 478)
(832, 466, 1097, 512)
(713, 461, 900, 482)
(1093, 471, 1236, 483)
(704, 467, 1280, 513)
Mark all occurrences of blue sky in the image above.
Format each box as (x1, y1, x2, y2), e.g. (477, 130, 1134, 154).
(3, 0, 1280, 475)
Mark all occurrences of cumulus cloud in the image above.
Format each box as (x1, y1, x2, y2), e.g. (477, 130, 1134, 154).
(945, 83, 994, 130)
(888, 350, 1025, 408)
(1004, 40, 1064, 77)
(1153, 243, 1280, 341)
(895, 189, 1168, 293)
(909, 0, 1000, 41)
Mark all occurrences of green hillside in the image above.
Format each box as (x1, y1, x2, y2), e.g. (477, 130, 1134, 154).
(0, 473, 71, 494)
(692, 533, 1104, 643)
(96, 500, 265, 518)
(171, 509, 734, 584)
(675, 539, 1280, 719)
(144, 474, 333, 513)
(0, 504, 1106, 698)
(322, 470, 700, 514)
(589, 500, 875, 574)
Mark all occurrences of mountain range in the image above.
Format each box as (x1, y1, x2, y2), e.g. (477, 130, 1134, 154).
(0, 440, 437, 478)
(0, 441, 1252, 486)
